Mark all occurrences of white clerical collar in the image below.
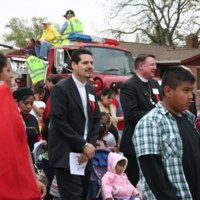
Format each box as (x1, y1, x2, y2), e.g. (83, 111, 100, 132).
(136, 74, 149, 83)
(72, 74, 86, 88)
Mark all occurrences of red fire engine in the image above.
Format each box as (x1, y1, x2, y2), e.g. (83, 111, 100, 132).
(4, 33, 135, 93)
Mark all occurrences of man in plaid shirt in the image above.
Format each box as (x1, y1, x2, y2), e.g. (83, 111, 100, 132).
(133, 66, 200, 200)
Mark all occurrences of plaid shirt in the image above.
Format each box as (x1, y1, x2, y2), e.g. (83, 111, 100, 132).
(133, 102, 196, 200)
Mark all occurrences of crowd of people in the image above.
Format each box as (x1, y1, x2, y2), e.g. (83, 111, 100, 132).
(1, 10, 200, 200)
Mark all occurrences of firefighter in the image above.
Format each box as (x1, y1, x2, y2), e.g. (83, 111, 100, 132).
(35, 20, 59, 60)
(60, 10, 83, 44)
(25, 49, 46, 86)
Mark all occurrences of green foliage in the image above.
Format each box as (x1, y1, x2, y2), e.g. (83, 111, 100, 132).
(2, 17, 45, 47)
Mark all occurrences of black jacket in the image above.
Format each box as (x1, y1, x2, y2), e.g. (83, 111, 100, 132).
(48, 76, 100, 169)
(120, 74, 162, 155)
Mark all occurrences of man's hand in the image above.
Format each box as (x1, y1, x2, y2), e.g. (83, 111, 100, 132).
(37, 180, 46, 199)
(83, 143, 95, 159)
(79, 153, 89, 164)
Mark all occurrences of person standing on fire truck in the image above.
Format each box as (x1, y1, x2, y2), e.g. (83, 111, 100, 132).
(60, 10, 83, 44)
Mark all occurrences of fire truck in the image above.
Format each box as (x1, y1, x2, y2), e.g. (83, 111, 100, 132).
(4, 33, 134, 93)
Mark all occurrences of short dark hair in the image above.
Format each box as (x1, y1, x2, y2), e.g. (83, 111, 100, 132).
(71, 49, 92, 64)
(100, 88, 113, 97)
(161, 66, 196, 95)
(46, 74, 64, 84)
(0, 54, 8, 73)
(98, 112, 110, 140)
(135, 54, 155, 69)
(32, 83, 44, 95)
(100, 111, 110, 119)
(98, 88, 113, 101)
(13, 87, 34, 102)
(110, 81, 123, 94)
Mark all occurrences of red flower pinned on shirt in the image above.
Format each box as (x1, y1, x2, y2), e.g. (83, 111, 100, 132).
(154, 94, 160, 102)
(89, 100, 96, 112)
(89, 94, 96, 112)
(145, 92, 150, 97)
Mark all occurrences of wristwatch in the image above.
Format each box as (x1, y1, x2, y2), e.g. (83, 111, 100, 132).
(83, 142, 89, 149)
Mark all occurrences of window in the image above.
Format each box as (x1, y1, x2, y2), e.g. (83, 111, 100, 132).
(85, 47, 134, 75)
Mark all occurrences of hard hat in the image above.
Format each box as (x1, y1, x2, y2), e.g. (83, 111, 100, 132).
(42, 20, 51, 24)
(63, 10, 75, 17)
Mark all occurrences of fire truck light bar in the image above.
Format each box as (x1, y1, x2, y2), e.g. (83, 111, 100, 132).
(68, 33, 119, 46)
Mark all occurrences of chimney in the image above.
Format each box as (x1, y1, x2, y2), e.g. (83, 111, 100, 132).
(185, 33, 198, 48)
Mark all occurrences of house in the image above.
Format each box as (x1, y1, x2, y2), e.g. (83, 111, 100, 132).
(120, 34, 200, 110)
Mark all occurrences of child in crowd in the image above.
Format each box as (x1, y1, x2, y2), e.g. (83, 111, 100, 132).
(110, 82, 124, 138)
(10, 76, 18, 93)
(88, 112, 118, 200)
(13, 87, 40, 152)
(102, 152, 140, 200)
(30, 83, 46, 130)
(41, 75, 65, 200)
(97, 112, 118, 151)
(98, 88, 120, 145)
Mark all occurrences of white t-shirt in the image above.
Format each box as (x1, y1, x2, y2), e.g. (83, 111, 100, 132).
(103, 132, 116, 147)
(30, 100, 46, 121)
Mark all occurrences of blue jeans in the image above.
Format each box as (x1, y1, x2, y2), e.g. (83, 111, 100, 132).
(114, 196, 134, 200)
(87, 180, 98, 200)
(35, 40, 52, 58)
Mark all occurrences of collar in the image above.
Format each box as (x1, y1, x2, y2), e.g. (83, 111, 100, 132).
(21, 113, 30, 120)
(156, 102, 195, 122)
(72, 74, 86, 88)
(136, 74, 149, 83)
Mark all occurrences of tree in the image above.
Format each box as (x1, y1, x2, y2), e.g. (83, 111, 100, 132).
(106, 0, 200, 46)
(3, 17, 50, 47)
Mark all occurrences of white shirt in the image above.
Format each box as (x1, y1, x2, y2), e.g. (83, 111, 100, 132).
(72, 74, 88, 140)
(30, 100, 46, 121)
(103, 132, 116, 147)
(136, 74, 149, 83)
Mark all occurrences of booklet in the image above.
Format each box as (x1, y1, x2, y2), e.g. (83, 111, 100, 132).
(69, 153, 88, 176)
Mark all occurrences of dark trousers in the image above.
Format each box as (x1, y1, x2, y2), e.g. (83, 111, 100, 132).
(124, 154, 139, 187)
(54, 168, 91, 200)
(42, 158, 54, 200)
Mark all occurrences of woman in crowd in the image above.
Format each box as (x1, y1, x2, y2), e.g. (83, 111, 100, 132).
(13, 87, 40, 152)
(0, 53, 46, 200)
(98, 88, 120, 146)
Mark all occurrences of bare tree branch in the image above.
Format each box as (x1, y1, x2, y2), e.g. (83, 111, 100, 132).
(105, 0, 200, 46)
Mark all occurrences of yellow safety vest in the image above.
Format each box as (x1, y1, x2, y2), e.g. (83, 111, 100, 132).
(40, 25, 59, 46)
(25, 56, 46, 84)
(61, 17, 83, 44)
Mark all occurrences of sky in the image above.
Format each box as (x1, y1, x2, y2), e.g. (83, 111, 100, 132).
(0, 0, 114, 41)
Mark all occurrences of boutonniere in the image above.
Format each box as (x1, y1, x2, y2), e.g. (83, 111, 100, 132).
(152, 88, 160, 102)
(145, 92, 150, 97)
(89, 94, 96, 112)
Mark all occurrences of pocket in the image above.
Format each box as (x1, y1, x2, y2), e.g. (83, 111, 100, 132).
(162, 137, 182, 159)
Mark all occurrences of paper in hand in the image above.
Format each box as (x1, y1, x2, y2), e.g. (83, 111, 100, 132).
(69, 153, 88, 176)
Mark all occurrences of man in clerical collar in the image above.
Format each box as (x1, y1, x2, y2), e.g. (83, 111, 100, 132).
(119, 54, 162, 187)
